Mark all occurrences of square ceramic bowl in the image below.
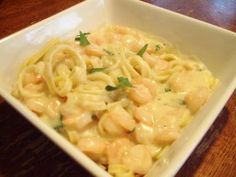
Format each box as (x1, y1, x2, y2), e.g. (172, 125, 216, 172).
(0, 0, 236, 177)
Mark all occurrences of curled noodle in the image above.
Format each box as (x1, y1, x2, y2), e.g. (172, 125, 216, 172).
(44, 44, 86, 96)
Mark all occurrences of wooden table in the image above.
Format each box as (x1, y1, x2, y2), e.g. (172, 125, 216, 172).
(0, 0, 235, 177)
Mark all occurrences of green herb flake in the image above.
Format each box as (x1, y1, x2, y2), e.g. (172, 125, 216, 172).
(105, 85, 118, 91)
(75, 31, 90, 46)
(89, 67, 106, 73)
(129, 127, 136, 133)
(91, 114, 97, 120)
(103, 49, 114, 56)
(117, 77, 133, 88)
(137, 44, 148, 57)
(179, 99, 186, 105)
(156, 44, 161, 51)
(54, 115, 63, 130)
(105, 77, 133, 92)
(165, 88, 171, 92)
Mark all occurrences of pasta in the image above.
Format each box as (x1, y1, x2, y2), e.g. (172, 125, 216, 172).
(12, 25, 218, 176)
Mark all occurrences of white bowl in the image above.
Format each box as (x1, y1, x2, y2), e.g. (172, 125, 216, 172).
(0, 0, 236, 177)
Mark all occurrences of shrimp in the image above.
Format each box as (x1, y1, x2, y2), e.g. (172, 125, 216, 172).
(143, 53, 169, 71)
(143, 53, 158, 66)
(84, 44, 105, 57)
(90, 56, 103, 68)
(134, 123, 154, 144)
(128, 84, 152, 105)
(23, 72, 43, 85)
(185, 87, 210, 113)
(77, 137, 107, 162)
(25, 96, 61, 119)
(24, 97, 46, 115)
(113, 25, 130, 35)
(45, 97, 61, 119)
(168, 72, 188, 92)
(146, 44, 157, 54)
(128, 77, 157, 105)
(133, 106, 154, 126)
(108, 106, 136, 131)
(61, 94, 93, 131)
(63, 112, 93, 131)
(88, 33, 104, 45)
(134, 77, 157, 97)
(123, 36, 145, 53)
(153, 115, 180, 145)
(116, 27, 145, 53)
(24, 82, 45, 93)
(153, 58, 170, 72)
(106, 138, 133, 164)
(104, 31, 119, 44)
(169, 71, 210, 93)
(122, 145, 153, 175)
(99, 114, 126, 136)
(98, 106, 136, 136)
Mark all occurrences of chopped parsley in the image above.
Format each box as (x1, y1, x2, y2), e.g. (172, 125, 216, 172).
(165, 87, 171, 92)
(129, 127, 136, 133)
(105, 85, 118, 91)
(91, 114, 97, 120)
(105, 77, 133, 91)
(137, 44, 148, 57)
(156, 44, 161, 51)
(75, 31, 90, 46)
(179, 99, 186, 105)
(89, 67, 106, 73)
(103, 49, 114, 56)
(54, 115, 63, 130)
(117, 77, 133, 88)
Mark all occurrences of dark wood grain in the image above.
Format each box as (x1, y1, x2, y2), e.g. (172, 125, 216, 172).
(0, 0, 236, 177)
(0, 0, 83, 39)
